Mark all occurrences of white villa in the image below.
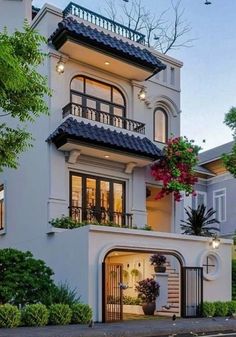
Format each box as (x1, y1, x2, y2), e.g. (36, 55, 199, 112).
(0, 0, 232, 322)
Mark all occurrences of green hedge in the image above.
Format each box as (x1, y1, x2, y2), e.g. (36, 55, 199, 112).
(22, 304, 48, 327)
(214, 301, 228, 317)
(0, 304, 21, 328)
(203, 301, 236, 317)
(71, 303, 92, 324)
(49, 304, 72, 325)
(202, 302, 215, 317)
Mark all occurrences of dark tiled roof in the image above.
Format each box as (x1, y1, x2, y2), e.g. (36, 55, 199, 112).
(48, 118, 162, 159)
(199, 141, 234, 164)
(50, 17, 166, 72)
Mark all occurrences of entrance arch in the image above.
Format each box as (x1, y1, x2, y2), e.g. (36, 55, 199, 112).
(101, 246, 185, 322)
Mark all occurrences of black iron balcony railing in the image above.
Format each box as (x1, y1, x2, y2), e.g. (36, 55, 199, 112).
(69, 206, 133, 229)
(62, 103, 146, 134)
(63, 2, 146, 45)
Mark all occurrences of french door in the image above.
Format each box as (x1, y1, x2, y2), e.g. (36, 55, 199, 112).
(102, 263, 123, 322)
(70, 173, 125, 225)
(181, 267, 203, 317)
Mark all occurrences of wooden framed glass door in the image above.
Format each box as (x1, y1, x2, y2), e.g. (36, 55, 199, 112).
(102, 263, 123, 322)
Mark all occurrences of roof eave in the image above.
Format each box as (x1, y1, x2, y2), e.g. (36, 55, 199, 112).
(51, 29, 163, 73)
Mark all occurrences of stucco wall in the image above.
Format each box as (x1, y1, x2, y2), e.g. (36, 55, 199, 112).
(88, 225, 232, 321)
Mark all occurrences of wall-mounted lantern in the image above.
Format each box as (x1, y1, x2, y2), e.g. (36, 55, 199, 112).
(56, 57, 65, 74)
(211, 235, 220, 249)
(138, 88, 146, 101)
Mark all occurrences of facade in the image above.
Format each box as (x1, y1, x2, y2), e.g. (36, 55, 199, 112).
(0, 0, 232, 322)
(192, 141, 235, 238)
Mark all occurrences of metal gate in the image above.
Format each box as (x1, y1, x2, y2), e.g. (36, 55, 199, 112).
(181, 267, 203, 318)
(102, 263, 123, 322)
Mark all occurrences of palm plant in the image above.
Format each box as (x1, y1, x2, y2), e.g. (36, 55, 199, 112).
(180, 204, 220, 237)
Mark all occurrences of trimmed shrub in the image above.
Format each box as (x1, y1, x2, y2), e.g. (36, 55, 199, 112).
(0, 248, 54, 306)
(21, 304, 49, 327)
(71, 303, 92, 324)
(49, 304, 72, 325)
(0, 304, 21, 328)
(214, 301, 228, 317)
(123, 296, 142, 305)
(43, 282, 80, 307)
(226, 301, 236, 315)
(202, 302, 215, 317)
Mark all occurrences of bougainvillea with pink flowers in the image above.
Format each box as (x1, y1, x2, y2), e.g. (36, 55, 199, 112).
(151, 136, 201, 201)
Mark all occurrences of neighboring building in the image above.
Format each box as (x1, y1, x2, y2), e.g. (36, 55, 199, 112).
(193, 141, 235, 238)
(0, 0, 232, 322)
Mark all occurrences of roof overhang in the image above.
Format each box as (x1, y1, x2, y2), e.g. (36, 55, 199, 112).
(51, 24, 165, 81)
(56, 138, 154, 167)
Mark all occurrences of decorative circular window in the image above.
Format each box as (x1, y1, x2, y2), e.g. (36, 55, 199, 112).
(199, 251, 222, 281)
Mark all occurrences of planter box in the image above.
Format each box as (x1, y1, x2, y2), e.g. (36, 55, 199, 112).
(123, 305, 143, 315)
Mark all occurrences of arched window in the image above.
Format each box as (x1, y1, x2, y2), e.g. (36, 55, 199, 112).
(70, 76, 126, 118)
(154, 108, 168, 143)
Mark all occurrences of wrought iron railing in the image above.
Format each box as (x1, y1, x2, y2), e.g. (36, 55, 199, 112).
(62, 103, 146, 134)
(63, 2, 146, 45)
(69, 206, 133, 229)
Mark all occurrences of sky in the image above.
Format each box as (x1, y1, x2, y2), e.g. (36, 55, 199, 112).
(33, 0, 236, 151)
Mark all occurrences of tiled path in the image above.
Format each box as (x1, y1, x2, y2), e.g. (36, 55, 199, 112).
(0, 317, 236, 337)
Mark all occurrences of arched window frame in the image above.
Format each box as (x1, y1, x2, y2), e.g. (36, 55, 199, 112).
(154, 108, 168, 143)
(70, 75, 126, 118)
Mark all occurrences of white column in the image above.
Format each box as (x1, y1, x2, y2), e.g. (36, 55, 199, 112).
(131, 167, 147, 228)
(154, 273, 169, 311)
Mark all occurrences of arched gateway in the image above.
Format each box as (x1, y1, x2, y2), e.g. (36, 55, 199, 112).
(101, 247, 203, 322)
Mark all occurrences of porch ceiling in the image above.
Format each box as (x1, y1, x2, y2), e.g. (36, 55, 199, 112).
(50, 17, 166, 81)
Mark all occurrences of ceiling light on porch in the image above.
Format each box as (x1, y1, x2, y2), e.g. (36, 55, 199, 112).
(211, 235, 220, 249)
(138, 88, 146, 101)
(104, 155, 110, 159)
(104, 61, 110, 66)
(56, 57, 65, 74)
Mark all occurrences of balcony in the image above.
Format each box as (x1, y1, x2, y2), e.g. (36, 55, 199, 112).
(62, 103, 146, 134)
(69, 206, 133, 229)
(63, 2, 145, 45)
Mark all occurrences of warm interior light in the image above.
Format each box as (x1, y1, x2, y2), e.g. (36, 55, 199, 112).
(104, 155, 110, 158)
(104, 61, 110, 66)
(138, 88, 146, 101)
(56, 57, 65, 74)
(212, 235, 220, 249)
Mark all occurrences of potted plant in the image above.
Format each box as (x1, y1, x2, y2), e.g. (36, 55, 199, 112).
(130, 268, 140, 278)
(150, 253, 167, 273)
(135, 278, 159, 315)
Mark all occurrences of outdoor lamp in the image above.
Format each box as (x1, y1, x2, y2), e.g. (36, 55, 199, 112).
(211, 235, 220, 249)
(138, 88, 146, 101)
(56, 57, 65, 74)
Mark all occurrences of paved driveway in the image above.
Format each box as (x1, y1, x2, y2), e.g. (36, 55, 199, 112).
(0, 318, 235, 337)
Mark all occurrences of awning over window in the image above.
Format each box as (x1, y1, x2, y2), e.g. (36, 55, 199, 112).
(47, 118, 162, 161)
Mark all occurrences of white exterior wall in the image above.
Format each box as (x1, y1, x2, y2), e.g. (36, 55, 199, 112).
(0, 3, 232, 322)
(87, 226, 231, 321)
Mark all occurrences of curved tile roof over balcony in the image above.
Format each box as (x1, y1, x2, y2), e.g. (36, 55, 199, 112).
(50, 17, 166, 73)
(47, 118, 162, 159)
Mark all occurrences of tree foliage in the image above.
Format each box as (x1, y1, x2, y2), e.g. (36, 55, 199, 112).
(103, 0, 193, 53)
(180, 204, 220, 237)
(0, 248, 54, 306)
(223, 107, 236, 177)
(0, 22, 51, 171)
